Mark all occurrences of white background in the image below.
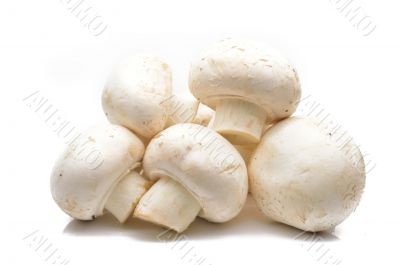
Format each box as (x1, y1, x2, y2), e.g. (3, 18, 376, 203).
(1, 0, 399, 264)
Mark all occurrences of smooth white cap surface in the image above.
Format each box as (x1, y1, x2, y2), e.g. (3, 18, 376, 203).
(102, 55, 172, 138)
(249, 117, 366, 231)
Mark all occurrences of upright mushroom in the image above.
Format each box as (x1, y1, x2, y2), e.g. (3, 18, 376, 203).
(102, 55, 172, 139)
(189, 39, 301, 144)
(249, 117, 366, 232)
(51, 124, 151, 223)
(134, 123, 248, 232)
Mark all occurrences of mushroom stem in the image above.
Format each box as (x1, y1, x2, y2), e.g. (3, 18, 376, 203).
(212, 98, 267, 144)
(105, 170, 151, 223)
(133, 177, 201, 233)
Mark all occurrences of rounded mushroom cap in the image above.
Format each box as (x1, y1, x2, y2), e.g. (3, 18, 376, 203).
(143, 123, 248, 222)
(249, 117, 366, 232)
(50, 124, 145, 220)
(102, 55, 172, 138)
(189, 39, 301, 122)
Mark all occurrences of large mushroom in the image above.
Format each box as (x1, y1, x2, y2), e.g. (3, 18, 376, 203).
(134, 123, 248, 232)
(50, 124, 150, 223)
(189, 39, 301, 144)
(249, 117, 366, 232)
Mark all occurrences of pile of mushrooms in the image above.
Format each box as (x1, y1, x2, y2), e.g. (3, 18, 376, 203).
(51, 39, 366, 233)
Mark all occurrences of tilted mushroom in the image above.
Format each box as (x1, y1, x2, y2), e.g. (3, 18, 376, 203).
(134, 123, 248, 232)
(249, 117, 366, 232)
(102, 55, 172, 139)
(189, 39, 301, 144)
(51, 124, 151, 223)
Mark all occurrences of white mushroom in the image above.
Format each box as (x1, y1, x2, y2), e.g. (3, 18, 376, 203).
(189, 39, 301, 144)
(249, 117, 366, 232)
(102, 55, 172, 139)
(193, 103, 214, 126)
(51, 124, 150, 223)
(134, 123, 248, 232)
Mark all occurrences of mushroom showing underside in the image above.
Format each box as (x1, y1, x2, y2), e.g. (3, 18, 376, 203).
(249, 117, 366, 232)
(189, 39, 301, 145)
(134, 123, 248, 232)
(102, 55, 172, 139)
(51, 124, 150, 223)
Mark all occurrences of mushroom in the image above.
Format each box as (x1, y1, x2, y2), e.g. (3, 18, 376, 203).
(102, 55, 172, 139)
(51, 124, 151, 223)
(249, 117, 366, 232)
(193, 103, 214, 126)
(133, 123, 248, 232)
(189, 39, 301, 144)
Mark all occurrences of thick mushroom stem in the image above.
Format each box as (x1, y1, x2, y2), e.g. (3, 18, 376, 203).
(134, 177, 201, 233)
(105, 170, 151, 223)
(212, 98, 267, 144)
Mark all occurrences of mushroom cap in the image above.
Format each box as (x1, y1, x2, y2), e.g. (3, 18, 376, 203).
(50, 124, 145, 220)
(249, 117, 366, 231)
(189, 39, 301, 121)
(143, 123, 248, 222)
(102, 55, 172, 138)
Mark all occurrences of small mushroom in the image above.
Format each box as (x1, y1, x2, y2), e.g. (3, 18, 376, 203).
(50, 124, 150, 223)
(249, 117, 366, 232)
(134, 123, 248, 232)
(102, 55, 172, 139)
(189, 39, 301, 144)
